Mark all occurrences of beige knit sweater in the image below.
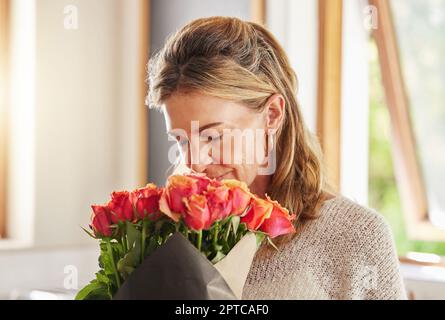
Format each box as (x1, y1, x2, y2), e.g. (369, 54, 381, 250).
(241, 195, 407, 300)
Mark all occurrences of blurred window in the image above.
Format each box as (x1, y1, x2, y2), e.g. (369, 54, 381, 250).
(391, 0, 445, 229)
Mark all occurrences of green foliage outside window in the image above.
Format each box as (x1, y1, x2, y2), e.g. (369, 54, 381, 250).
(368, 41, 445, 256)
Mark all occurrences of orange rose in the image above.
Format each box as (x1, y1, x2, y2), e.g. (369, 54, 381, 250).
(205, 184, 233, 221)
(159, 175, 198, 221)
(159, 173, 214, 221)
(221, 179, 252, 216)
(240, 196, 273, 230)
(183, 194, 211, 230)
(185, 172, 214, 193)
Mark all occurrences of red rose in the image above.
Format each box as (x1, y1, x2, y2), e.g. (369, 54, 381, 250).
(130, 183, 162, 221)
(90, 205, 113, 237)
(259, 197, 296, 238)
(108, 191, 134, 223)
(240, 196, 273, 231)
(183, 194, 211, 230)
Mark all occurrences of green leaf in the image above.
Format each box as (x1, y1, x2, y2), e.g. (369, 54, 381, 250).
(81, 226, 97, 239)
(95, 270, 110, 285)
(126, 221, 142, 249)
(231, 216, 240, 235)
(99, 243, 116, 277)
(117, 249, 138, 280)
(75, 280, 110, 300)
(254, 232, 266, 247)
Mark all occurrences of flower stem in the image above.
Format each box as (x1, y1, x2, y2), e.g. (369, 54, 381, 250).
(213, 221, 219, 248)
(182, 222, 188, 239)
(224, 219, 231, 242)
(141, 219, 147, 262)
(106, 239, 121, 288)
(122, 230, 128, 253)
(197, 230, 202, 251)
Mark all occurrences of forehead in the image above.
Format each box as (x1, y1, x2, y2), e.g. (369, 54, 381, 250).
(162, 91, 253, 132)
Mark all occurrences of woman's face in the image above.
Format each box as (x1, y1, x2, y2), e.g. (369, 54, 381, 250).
(162, 91, 284, 192)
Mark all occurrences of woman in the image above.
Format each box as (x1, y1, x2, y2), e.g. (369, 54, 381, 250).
(146, 16, 406, 300)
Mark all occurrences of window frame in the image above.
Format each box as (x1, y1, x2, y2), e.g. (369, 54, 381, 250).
(138, 0, 150, 186)
(316, 0, 343, 190)
(0, 0, 10, 239)
(251, 0, 266, 25)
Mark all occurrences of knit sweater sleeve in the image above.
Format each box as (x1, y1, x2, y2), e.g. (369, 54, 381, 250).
(345, 206, 407, 300)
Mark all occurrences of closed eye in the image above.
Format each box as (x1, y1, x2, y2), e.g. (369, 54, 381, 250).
(208, 135, 221, 142)
(201, 133, 222, 143)
(167, 133, 189, 147)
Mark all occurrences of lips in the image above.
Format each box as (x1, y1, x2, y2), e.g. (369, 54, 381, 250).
(215, 171, 232, 181)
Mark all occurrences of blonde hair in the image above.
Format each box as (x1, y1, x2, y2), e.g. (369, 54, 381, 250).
(146, 17, 328, 241)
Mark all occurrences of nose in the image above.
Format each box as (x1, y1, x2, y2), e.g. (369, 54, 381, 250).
(183, 139, 210, 174)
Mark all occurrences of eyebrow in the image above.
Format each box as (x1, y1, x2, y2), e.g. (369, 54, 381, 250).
(167, 122, 224, 136)
(198, 122, 223, 133)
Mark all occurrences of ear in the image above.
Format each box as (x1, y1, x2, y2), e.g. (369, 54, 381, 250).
(264, 93, 285, 131)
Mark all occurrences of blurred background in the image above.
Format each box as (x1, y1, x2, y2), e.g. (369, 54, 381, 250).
(0, 0, 444, 299)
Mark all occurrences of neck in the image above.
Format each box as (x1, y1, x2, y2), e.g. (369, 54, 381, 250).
(249, 174, 272, 199)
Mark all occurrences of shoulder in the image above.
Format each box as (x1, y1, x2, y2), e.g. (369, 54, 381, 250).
(286, 195, 396, 261)
(306, 195, 407, 299)
(316, 195, 393, 243)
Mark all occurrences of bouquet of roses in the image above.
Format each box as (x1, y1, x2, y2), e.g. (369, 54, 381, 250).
(75, 173, 296, 300)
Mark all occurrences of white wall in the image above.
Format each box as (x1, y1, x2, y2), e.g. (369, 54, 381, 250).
(266, 0, 319, 134)
(1, 0, 144, 296)
(4, 0, 143, 249)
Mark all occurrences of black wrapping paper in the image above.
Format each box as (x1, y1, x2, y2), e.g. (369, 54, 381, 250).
(113, 232, 237, 300)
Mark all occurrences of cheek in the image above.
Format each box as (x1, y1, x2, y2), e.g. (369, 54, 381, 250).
(213, 131, 265, 184)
